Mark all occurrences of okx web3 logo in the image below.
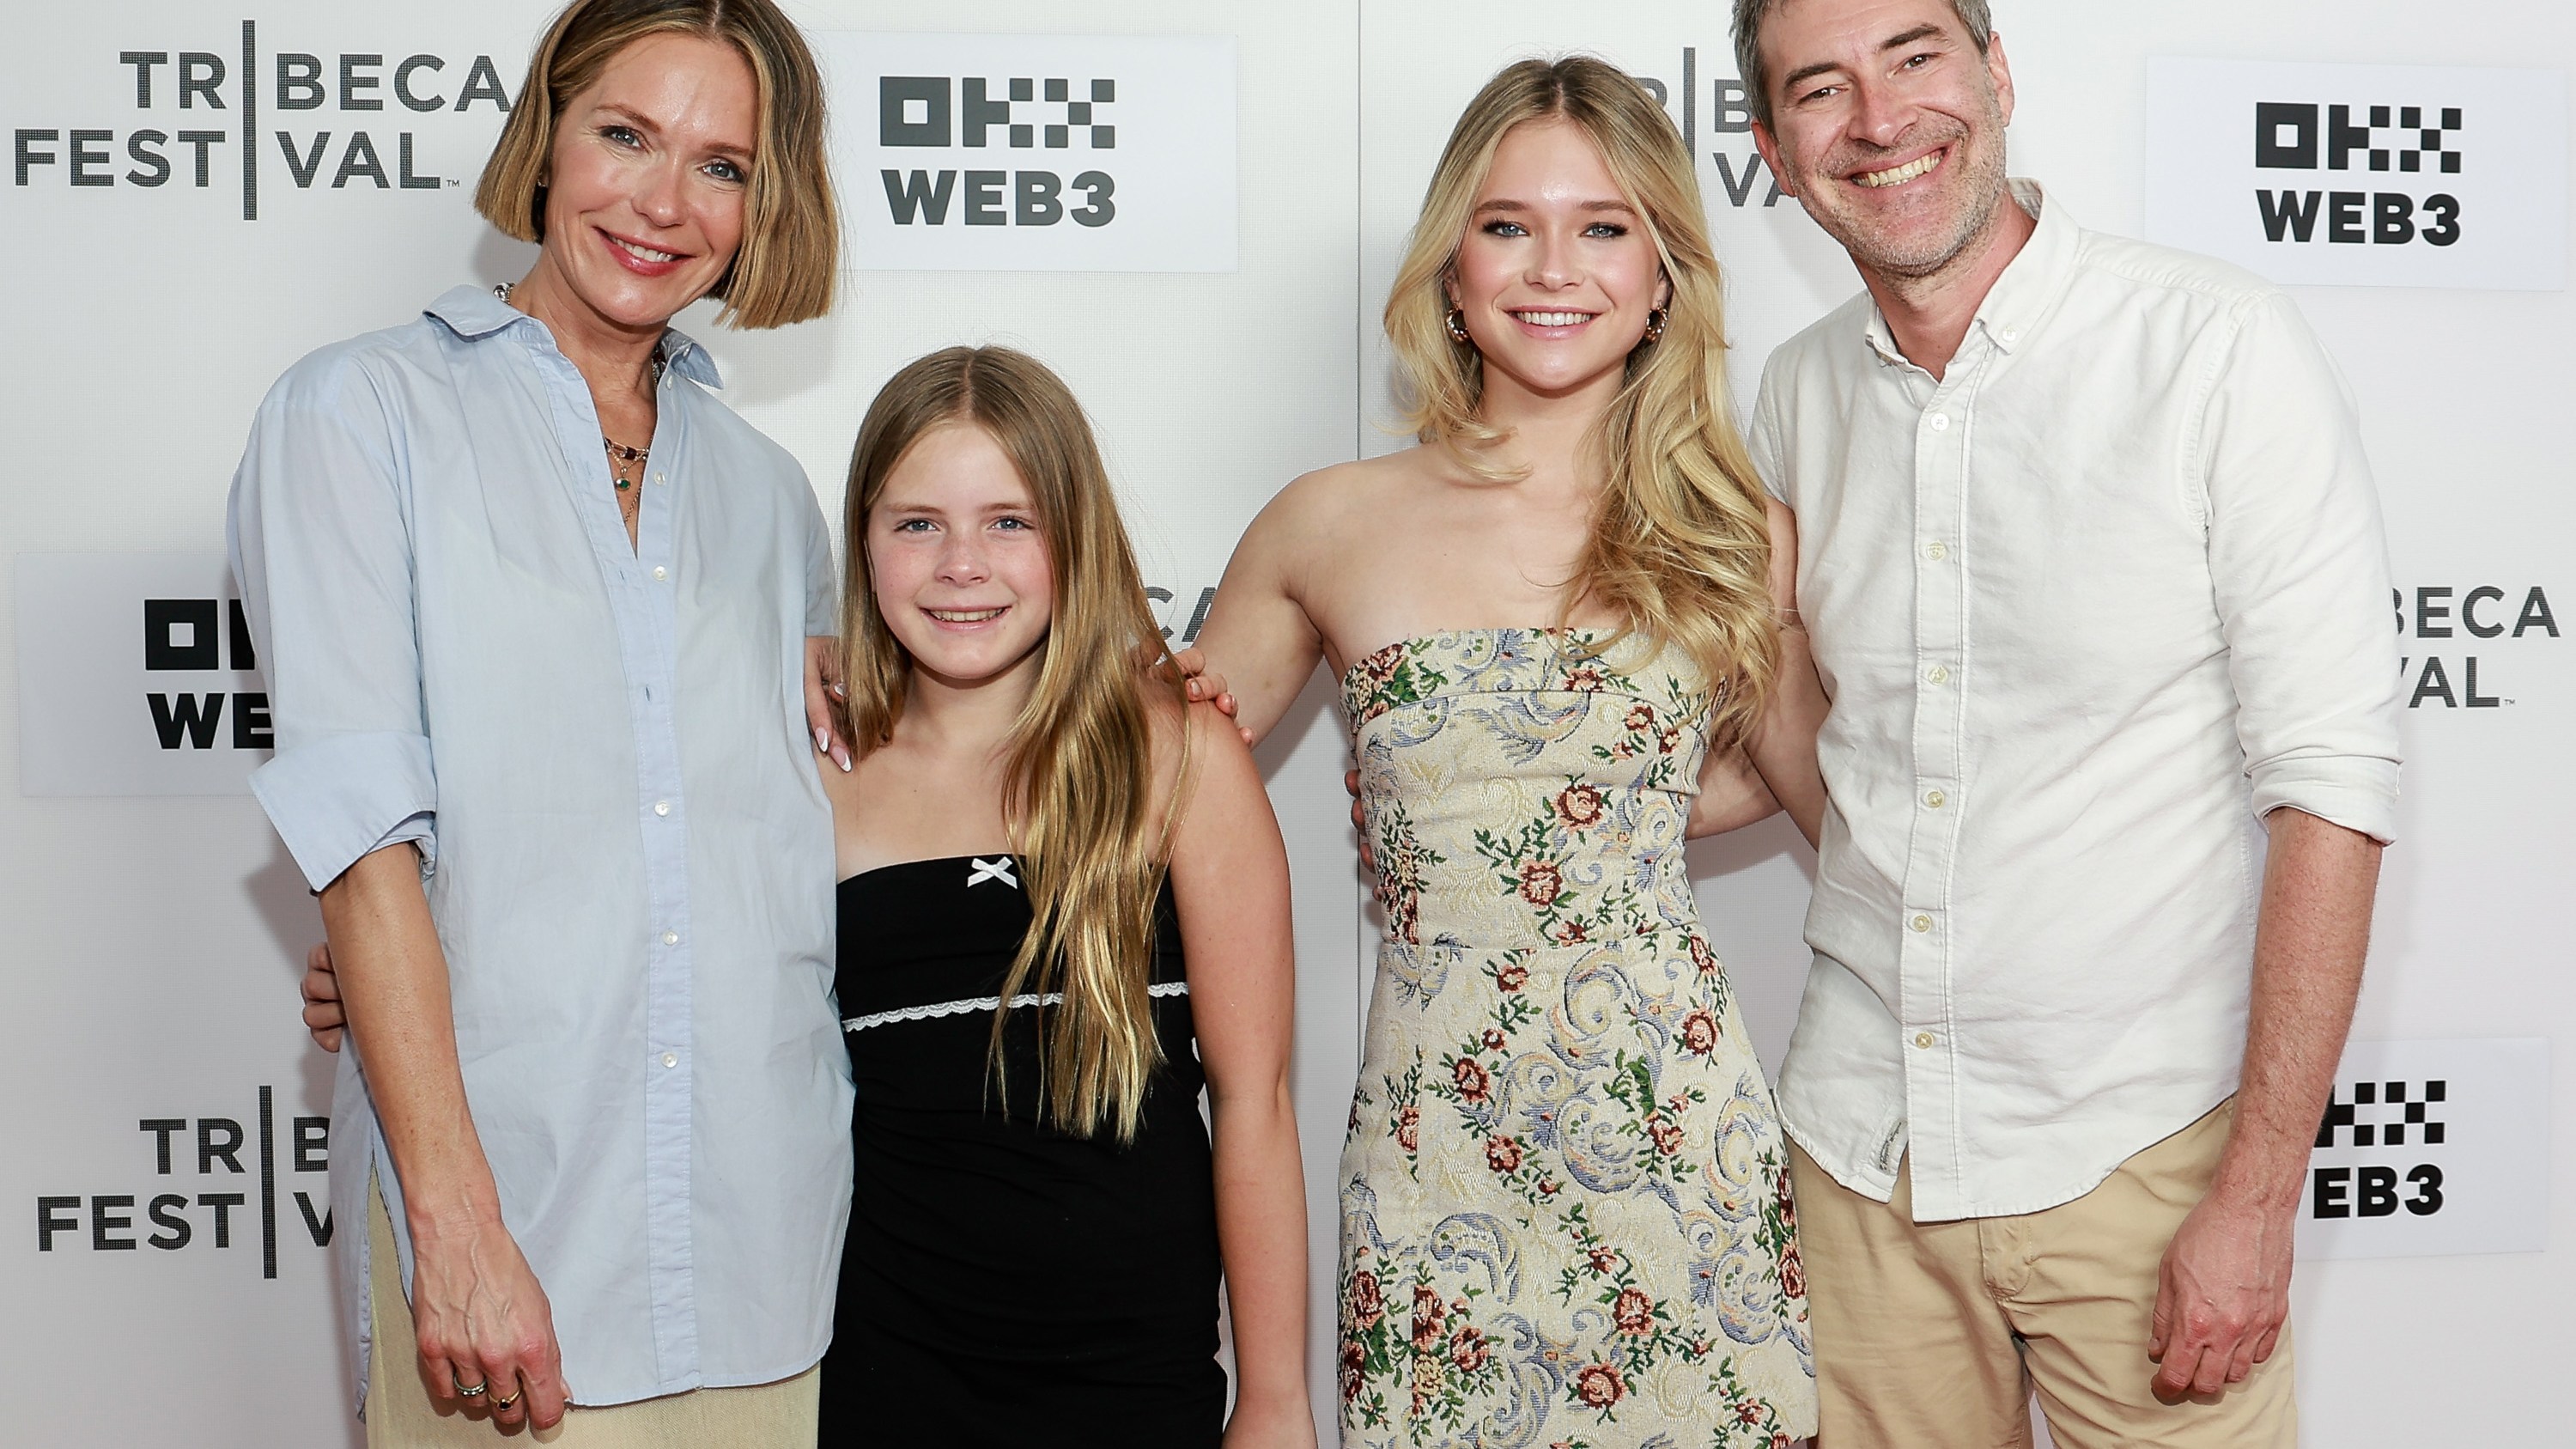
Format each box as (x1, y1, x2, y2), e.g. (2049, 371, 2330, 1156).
(823, 33, 1236, 273)
(2147, 58, 2565, 291)
(14, 551, 270, 798)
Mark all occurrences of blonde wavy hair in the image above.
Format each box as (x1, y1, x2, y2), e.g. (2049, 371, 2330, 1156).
(839, 347, 1184, 1142)
(1387, 56, 1778, 740)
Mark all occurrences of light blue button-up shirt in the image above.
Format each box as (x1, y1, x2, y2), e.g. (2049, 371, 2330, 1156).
(228, 286, 850, 1411)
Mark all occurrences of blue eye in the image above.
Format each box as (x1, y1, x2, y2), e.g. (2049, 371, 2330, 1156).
(1482, 220, 1528, 237)
(601, 125, 641, 148)
(1585, 222, 1629, 239)
(892, 518, 934, 533)
(993, 516, 1035, 532)
(705, 158, 746, 184)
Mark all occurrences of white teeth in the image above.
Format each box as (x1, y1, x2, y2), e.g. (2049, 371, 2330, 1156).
(1856, 152, 1941, 188)
(929, 607, 1004, 623)
(612, 236, 679, 263)
(1511, 310, 1594, 327)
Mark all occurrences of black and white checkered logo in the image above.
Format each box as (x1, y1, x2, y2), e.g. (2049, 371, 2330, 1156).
(2256, 102, 2460, 175)
(2314, 1077, 2445, 1148)
(878, 76, 1117, 151)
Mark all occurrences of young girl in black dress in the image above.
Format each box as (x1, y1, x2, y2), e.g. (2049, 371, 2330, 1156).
(807, 345, 1311, 1447)
(299, 345, 1313, 1447)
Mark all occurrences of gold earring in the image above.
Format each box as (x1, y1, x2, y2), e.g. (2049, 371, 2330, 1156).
(1445, 307, 1473, 345)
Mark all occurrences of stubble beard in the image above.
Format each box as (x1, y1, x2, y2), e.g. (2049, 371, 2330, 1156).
(1795, 100, 2013, 287)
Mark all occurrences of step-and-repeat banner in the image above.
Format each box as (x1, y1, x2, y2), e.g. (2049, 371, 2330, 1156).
(3, 2, 2564, 1443)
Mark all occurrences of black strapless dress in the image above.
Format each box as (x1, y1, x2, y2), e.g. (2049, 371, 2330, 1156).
(815, 855, 1224, 1446)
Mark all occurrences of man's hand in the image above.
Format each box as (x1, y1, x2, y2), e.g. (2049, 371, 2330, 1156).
(2148, 1190, 2293, 1397)
(302, 942, 346, 1053)
(408, 1214, 574, 1431)
(805, 636, 851, 773)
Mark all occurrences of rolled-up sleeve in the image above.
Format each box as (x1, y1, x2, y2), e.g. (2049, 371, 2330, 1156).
(228, 354, 439, 891)
(2198, 291, 2403, 844)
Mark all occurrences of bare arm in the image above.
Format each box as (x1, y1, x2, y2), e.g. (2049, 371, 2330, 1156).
(1191, 484, 1333, 746)
(1686, 742, 1784, 838)
(1166, 703, 1314, 1448)
(2149, 807, 2380, 1395)
(1739, 499, 1828, 846)
(322, 845, 571, 1431)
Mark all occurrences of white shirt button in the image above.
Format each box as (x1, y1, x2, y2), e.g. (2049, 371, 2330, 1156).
(1925, 789, 1947, 809)
(661, 930, 679, 946)
(1925, 665, 1951, 685)
(1924, 540, 1949, 562)
(653, 801, 671, 817)
(661, 1052, 678, 1068)
(1929, 413, 1952, 431)
(1914, 1032, 1936, 1050)
(2002, 327, 2020, 343)
(1911, 914, 1934, 934)
(652, 566, 668, 581)
(653, 472, 666, 485)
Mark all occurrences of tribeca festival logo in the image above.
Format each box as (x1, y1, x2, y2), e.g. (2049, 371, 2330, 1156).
(877, 73, 1118, 230)
(9, 22, 513, 220)
(822, 33, 1236, 273)
(2392, 581, 2558, 710)
(2251, 100, 2462, 249)
(2146, 58, 2566, 291)
(32, 1087, 331, 1281)
(1627, 47, 1786, 212)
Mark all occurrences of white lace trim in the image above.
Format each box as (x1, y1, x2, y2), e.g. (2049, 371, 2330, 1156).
(842, 979, 1188, 1034)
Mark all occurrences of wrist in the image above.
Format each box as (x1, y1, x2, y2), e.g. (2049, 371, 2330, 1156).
(401, 1184, 507, 1245)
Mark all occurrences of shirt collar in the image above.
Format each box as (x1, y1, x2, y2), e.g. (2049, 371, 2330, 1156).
(422, 284, 724, 388)
(1860, 177, 2076, 367)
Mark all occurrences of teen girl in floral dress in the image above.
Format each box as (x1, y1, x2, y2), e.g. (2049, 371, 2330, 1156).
(1197, 58, 1824, 1446)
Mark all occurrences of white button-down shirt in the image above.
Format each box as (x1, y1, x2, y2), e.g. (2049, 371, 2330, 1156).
(228, 287, 849, 1408)
(1748, 183, 2402, 1221)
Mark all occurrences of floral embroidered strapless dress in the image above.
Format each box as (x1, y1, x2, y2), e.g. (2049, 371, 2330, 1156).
(1336, 628, 1816, 1448)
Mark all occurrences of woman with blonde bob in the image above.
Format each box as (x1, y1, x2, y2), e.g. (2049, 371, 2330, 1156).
(232, 0, 858, 1441)
(1195, 56, 1826, 1442)
(814, 347, 1311, 1448)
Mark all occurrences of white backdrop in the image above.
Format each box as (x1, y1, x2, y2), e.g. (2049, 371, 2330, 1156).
(2, 3, 2566, 1445)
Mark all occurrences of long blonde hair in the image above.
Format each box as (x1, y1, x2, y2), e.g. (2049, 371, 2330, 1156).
(839, 347, 1182, 1142)
(1387, 56, 1778, 740)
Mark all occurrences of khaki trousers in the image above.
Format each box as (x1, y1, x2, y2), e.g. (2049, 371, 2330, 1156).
(366, 1183, 820, 1447)
(1789, 1101, 2295, 1449)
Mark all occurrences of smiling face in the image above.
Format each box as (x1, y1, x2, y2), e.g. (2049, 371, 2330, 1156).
(1449, 117, 1670, 401)
(532, 31, 757, 332)
(866, 422, 1057, 694)
(1751, 0, 2015, 281)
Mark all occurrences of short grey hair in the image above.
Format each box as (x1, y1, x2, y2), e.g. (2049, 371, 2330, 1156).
(1732, 0, 1995, 127)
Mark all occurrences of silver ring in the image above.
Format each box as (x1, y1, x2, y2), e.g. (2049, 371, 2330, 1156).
(455, 1378, 489, 1399)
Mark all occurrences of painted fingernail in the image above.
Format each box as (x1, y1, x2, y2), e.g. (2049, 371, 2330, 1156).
(815, 728, 830, 754)
(835, 745, 853, 773)
(832, 680, 847, 698)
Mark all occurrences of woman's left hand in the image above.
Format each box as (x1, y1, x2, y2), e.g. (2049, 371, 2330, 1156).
(805, 636, 852, 772)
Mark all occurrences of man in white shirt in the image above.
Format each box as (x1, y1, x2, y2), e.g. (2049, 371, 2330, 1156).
(1734, 1, 2401, 1444)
